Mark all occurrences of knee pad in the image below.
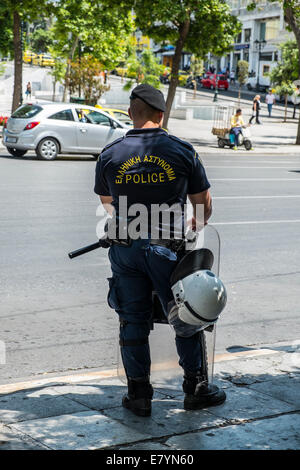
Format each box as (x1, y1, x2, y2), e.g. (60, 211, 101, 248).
(119, 319, 151, 348)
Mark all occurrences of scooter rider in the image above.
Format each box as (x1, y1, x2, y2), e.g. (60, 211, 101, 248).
(230, 108, 247, 150)
(94, 84, 226, 417)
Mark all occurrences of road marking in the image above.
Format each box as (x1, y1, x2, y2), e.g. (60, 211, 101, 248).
(206, 166, 299, 169)
(211, 178, 300, 181)
(213, 219, 300, 225)
(204, 161, 300, 164)
(213, 195, 300, 199)
(0, 348, 279, 395)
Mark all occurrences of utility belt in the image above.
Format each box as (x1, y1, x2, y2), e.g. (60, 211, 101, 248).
(108, 236, 185, 253)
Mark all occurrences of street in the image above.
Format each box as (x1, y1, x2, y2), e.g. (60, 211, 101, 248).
(1, 144, 300, 385)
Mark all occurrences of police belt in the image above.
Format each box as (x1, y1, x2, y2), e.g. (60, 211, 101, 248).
(109, 237, 185, 252)
(150, 238, 185, 252)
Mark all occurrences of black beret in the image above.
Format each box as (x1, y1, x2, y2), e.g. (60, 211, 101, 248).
(130, 84, 166, 112)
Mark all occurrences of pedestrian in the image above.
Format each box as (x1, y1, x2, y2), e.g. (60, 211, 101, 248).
(265, 89, 275, 117)
(230, 108, 246, 150)
(94, 84, 226, 417)
(292, 85, 300, 119)
(229, 70, 235, 84)
(25, 82, 31, 99)
(249, 94, 261, 124)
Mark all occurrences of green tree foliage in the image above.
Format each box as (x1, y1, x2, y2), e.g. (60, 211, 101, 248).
(133, 0, 241, 126)
(50, 0, 134, 100)
(189, 55, 204, 78)
(237, 59, 249, 105)
(30, 28, 53, 53)
(269, 40, 299, 122)
(123, 49, 165, 91)
(66, 55, 110, 105)
(48, 58, 67, 101)
(0, 10, 13, 58)
(0, 0, 54, 112)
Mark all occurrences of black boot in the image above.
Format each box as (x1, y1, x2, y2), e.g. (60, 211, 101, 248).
(122, 376, 153, 417)
(183, 372, 226, 410)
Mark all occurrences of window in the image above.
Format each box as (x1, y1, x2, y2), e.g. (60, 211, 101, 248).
(265, 18, 280, 40)
(260, 18, 280, 41)
(244, 28, 251, 43)
(48, 109, 74, 121)
(259, 22, 266, 41)
(11, 104, 42, 119)
(113, 112, 131, 125)
(262, 65, 270, 76)
(260, 53, 273, 62)
(87, 111, 111, 126)
(235, 32, 242, 44)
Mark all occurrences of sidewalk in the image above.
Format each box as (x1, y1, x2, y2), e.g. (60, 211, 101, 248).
(168, 117, 300, 156)
(0, 340, 299, 450)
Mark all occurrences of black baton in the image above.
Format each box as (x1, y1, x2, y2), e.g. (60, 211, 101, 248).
(68, 238, 110, 259)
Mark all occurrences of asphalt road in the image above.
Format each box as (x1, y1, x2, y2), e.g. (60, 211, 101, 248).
(0, 149, 300, 384)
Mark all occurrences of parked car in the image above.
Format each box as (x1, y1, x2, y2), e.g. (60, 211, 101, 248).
(95, 106, 132, 126)
(23, 50, 37, 64)
(32, 54, 55, 67)
(201, 73, 229, 90)
(3, 103, 130, 160)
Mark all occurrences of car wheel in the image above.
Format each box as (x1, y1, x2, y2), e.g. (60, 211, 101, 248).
(244, 140, 252, 151)
(7, 148, 27, 157)
(36, 138, 59, 160)
(247, 84, 252, 91)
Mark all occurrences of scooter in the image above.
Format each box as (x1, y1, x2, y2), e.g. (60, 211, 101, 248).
(217, 126, 252, 150)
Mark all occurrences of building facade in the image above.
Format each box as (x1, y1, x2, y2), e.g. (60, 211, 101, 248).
(209, 1, 292, 82)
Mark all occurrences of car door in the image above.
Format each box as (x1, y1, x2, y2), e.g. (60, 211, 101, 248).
(46, 108, 78, 152)
(74, 108, 125, 153)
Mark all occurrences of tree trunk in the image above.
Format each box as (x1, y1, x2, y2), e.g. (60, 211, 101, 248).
(284, 3, 300, 143)
(62, 36, 79, 102)
(238, 86, 241, 107)
(297, 113, 300, 145)
(12, 11, 22, 113)
(52, 80, 56, 102)
(163, 19, 190, 129)
(284, 94, 288, 122)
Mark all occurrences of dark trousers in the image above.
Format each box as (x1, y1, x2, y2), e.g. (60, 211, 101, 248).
(108, 239, 202, 379)
(249, 111, 261, 124)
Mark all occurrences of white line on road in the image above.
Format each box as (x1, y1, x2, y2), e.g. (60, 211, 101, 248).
(213, 195, 300, 199)
(213, 219, 300, 225)
(210, 178, 300, 181)
(206, 166, 299, 169)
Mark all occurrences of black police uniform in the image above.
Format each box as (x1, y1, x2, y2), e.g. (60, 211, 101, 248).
(94, 85, 212, 415)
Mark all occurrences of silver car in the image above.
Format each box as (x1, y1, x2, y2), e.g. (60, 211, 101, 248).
(3, 102, 130, 160)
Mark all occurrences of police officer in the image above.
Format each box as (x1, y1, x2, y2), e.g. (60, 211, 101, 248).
(94, 84, 226, 417)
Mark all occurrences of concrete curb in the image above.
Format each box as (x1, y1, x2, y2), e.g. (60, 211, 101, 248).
(0, 342, 299, 450)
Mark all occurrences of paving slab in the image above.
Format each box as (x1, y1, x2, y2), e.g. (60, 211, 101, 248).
(51, 379, 182, 412)
(119, 441, 171, 451)
(165, 413, 300, 450)
(103, 398, 226, 439)
(0, 387, 90, 424)
(249, 375, 300, 407)
(0, 423, 48, 450)
(205, 385, 296, 421)
(10, 410, 152, 450)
